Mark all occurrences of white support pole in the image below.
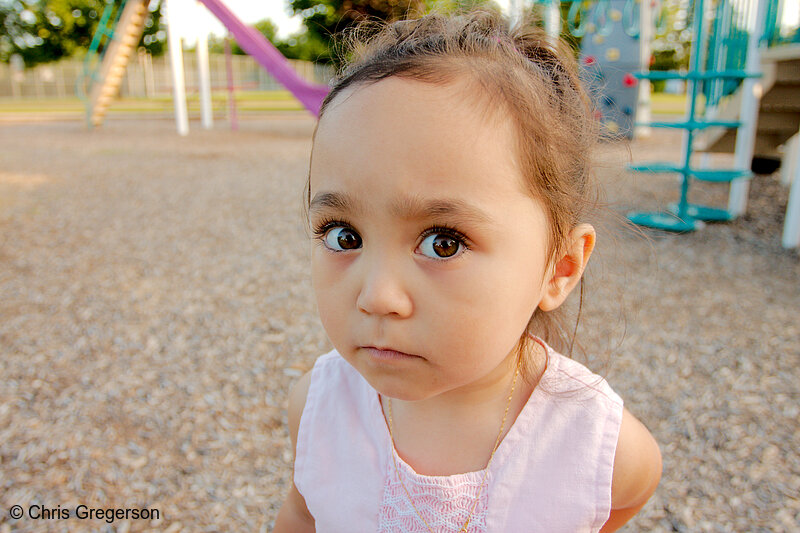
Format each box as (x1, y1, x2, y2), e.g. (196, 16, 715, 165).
(197, 29, 213, 130)
(728, 0, 768, 217)
(545, 0, 560, 40)
(166, 0, 189, 136)
(145, 51, 155, 97)
(781, 133, 798, 186)
(509, 0, 521, 27)
(783, 127, 800, 249)
(635, 0, 653, 139)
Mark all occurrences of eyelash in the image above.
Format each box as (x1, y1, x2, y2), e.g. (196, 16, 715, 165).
(311, 217, 353, 239)
(311, 219, 472, 256)
(419, 225, 472, 252)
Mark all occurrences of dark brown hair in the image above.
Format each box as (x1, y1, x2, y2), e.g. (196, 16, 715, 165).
(308, 8, 601, 381)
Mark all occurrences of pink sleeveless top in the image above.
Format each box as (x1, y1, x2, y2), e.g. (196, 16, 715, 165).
(294, 343, 623, 533)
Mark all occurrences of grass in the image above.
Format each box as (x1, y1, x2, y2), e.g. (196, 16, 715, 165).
(0, 90, 690, 119)
(649, 92, 689, 115)
(0, 90, 306, 120)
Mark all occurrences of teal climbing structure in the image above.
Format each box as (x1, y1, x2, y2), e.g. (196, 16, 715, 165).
(627, 0, 762, 232)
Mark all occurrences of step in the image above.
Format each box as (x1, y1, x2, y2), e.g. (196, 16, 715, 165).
(774, 60, 800, 84)
(627, 211, 703, 232)
(756, 111, 800, 134)
(100, 85, 117, 98)
(696, 54, 800, 154)
(120, 32, 140, 45)
(635, 70, 761, 81)
(96, 94, 113, 106)
(109, 64, 126, 77)
(628, 162, 682, 174)
(761, 85, 800, 111)
(640, 120, 741, 130)
(690, 168, 752, 182)
(627, 162, 751, 182)
(668, 203, 734, 221)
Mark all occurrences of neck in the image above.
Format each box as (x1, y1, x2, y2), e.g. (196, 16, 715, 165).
(381, 344, 545, 477)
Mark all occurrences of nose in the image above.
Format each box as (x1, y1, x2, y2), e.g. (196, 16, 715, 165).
(356, 253, 413, 318)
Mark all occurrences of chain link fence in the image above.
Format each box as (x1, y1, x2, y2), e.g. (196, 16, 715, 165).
(0, 50, 334, 99)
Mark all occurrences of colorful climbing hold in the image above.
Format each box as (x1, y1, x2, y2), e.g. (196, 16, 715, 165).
(605, 48, 620, 61)
(583, 55, 597, 66)
(623, 72, 638, 87)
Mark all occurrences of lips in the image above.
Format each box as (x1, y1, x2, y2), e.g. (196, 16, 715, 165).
(362, 346, 422, 360)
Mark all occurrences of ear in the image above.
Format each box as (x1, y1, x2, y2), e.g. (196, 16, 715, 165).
(538, 224, 595, 312)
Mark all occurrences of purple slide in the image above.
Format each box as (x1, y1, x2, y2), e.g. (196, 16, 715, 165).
(197, 0, 330, 116)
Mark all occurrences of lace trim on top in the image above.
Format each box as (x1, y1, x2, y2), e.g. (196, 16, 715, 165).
(377, 447, 489, 533)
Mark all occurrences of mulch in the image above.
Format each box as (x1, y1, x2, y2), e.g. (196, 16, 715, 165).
(0, 118, 797, 532)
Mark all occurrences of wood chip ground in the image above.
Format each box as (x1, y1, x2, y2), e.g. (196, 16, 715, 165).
(1, 117, 798, 532)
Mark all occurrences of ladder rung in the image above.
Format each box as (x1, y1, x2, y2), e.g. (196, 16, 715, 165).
(637, 120, 741, 130)
(627, 162, 752, 182)
(628, 162, 683, 174)
(634, 70, 762, 81)
(691, 169, 752, 182)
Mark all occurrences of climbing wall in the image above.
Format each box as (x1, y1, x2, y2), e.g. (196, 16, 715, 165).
(579, 0, 640, 138)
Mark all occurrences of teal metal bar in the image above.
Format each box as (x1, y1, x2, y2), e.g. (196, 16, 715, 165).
(634, 70, 761, 80)
(644, 120, 742, 130)
(627, 0, 709, 231)
(626, 0, 779, 232)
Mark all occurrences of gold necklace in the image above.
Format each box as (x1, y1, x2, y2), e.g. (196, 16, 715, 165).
(385, 359, 521, 533)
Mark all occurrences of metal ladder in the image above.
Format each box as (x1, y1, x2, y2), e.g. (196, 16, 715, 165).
(626, 0, 763, 232)
(77, 0, 151, 128)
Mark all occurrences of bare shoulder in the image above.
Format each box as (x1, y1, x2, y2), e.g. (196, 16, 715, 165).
(611, 408, 662, 508)
(599, 408, 661, 531)
(287, 370, 313, 448)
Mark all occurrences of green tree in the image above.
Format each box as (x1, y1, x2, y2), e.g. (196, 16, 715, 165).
(207, 16, 332, 64)
(288, 0, 427, 64)
(275, 28, 330, 62)
(220, 18, 279, 55)
(650, 0, 692, 72)
(0, 0, 165, 67)
(138, 0, 165, 57)
(426, 0, 497, 13)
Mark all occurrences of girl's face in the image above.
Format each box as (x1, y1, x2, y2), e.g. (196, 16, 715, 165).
(309, 77, 554, 401)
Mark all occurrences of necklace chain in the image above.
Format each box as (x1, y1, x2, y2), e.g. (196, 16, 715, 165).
(385, 360, 520, 533)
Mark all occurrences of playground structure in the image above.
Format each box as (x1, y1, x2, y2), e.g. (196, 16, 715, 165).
(620, 0, 800, 251)
(79, 0, 799, 249)
(526, 0, 800, 247)
(77, 0, 329, 130)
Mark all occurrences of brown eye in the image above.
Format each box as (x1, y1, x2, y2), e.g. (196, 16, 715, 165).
(433, 236, 458, 257)
(419, 233, 463, 259)
(323, 227, 362, 251)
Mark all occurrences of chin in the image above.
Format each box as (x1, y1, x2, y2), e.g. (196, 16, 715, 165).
(360, 371, 437, 402)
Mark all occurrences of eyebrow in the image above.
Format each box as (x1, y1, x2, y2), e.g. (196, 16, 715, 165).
(309, 191, 358, 214)
(309, 191, 494, 226)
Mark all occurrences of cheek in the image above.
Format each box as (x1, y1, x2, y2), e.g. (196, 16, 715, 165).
(311, 252, 352, 340)
(420, 256, 544, 352)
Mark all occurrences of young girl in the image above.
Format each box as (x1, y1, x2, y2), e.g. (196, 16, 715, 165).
(275, 9, 661, 533)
